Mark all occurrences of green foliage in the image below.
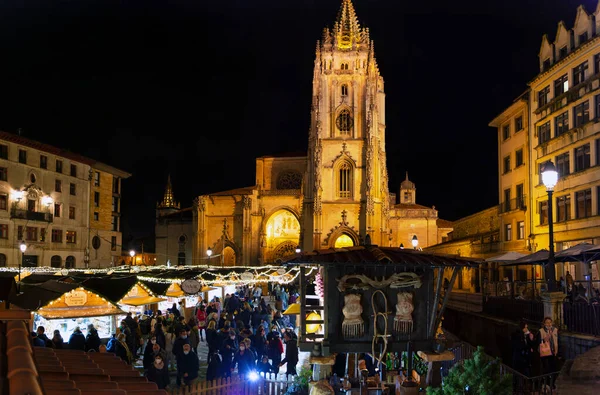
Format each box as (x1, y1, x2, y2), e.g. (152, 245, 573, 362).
(284, 366, 312, 395)
(426, 346, 512, 395)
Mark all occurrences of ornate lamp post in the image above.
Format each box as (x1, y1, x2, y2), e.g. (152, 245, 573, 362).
(206, 247, 213, 265)
(541, 160, 558, 292)
(295, 246, 301, 254)
(129, 249, 135, 271)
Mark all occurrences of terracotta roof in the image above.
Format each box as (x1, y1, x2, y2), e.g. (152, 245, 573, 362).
(0, 131, 130, 177)
(0, 130, 97, 165)
(437, 218, 453, 228)
(206, 186, 256, 196)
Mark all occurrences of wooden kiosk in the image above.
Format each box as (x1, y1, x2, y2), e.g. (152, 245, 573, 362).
(285, 245, 481, 392)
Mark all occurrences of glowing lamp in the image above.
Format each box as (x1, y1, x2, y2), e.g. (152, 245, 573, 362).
(306, 311, 322, 334)
(541, 160, 558, 190)
(19, 242, 27, 253)
(42, 196, 53, 206)
(411, 235, 418, 249)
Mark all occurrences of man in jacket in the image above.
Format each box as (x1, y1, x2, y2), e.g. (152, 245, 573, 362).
(172, 328, 190, 386)
(177, 343, 199, 387)
(68, 326, 86, 350)
(279, 330, 299, 378)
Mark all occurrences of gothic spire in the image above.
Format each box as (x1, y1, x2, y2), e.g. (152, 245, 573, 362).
(334, 0, 361, 49)
(157, 174, 180, 209)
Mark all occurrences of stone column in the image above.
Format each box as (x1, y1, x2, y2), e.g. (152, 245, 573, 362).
(540, 291, 565, 326)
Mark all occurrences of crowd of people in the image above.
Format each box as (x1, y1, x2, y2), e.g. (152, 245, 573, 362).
(32, 284, 301, 390)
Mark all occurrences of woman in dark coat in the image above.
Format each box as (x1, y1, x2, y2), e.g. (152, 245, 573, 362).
(85, 326, 102, 352)
(68, 327, 86, 350)
(115, 333, 132, 364)
(206, 320, 220, 356)
(146, 354, 170, 389)
(51, 330, 64, 349)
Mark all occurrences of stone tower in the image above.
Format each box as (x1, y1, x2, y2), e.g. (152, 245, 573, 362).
(399, 172, 416, 204)
(303, 0, 389, 250)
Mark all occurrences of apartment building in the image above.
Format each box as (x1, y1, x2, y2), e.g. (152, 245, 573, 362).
(0, 131, 130, 269)
(528, 4, 600, 282)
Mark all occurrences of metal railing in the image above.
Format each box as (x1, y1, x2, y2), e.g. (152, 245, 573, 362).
(10, 208, 53, 222)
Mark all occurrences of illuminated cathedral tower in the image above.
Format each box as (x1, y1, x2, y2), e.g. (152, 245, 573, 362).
(303, 0, 390, 250)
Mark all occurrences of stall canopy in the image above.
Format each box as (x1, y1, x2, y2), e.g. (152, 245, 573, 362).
(555, 243, 600, 263)
(12, 280, 124, 319)
(485, 251, 527, 263)
(501, 249, 549, 267)
(117, 282, 166, 306)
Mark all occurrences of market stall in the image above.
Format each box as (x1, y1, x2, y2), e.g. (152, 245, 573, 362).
(12, 279, 124, 340)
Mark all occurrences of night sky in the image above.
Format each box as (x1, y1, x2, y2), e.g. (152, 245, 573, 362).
(0, 0, 594, 250)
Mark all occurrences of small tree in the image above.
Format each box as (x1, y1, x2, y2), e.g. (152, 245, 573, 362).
(426, 346, 512, 395)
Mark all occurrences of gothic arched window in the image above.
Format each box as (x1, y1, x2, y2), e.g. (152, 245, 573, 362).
(341, 84, 348, 97)
(276, 171, 303, 190)
(337, 161, 353, 198)
(336, 109, 353, 134)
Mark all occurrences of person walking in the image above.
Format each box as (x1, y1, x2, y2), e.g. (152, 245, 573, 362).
(538, 317, 559, 389)
(511, 320, 535, 377)
(231, 340, 255, 377)
(220, 329, 238, 378)
(115, 333, 132, 364)
(177, 343, 199, 387)
(196, 305, 207, 342)
(279, 330, 299, 379)
(267, 327, 283, 374)
(187, 318, 200, 354)
(172, 328, 191, 386)
(146, 354, 170, 390)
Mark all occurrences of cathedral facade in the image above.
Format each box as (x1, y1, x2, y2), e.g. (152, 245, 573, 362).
(155, 0, 452, 266)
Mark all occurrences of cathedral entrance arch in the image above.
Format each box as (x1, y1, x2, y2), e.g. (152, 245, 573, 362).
(264, 208, 300, 263)
(334, 234, 355, 248)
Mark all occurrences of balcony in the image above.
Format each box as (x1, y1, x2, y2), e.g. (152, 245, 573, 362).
(499, 195, 527, 214)
(10, 208, 53, 223)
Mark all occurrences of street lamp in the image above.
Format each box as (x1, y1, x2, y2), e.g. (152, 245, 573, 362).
(206, 247, 212, 265)
(541, 160, 558, 292)
(18, 241, 26, 292)
(129, 249, 135, 268)
(295, 246, 301, 254)
(411, 235, 419, 250)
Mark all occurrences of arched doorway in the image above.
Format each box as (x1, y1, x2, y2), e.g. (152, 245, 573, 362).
(65, 256, 75, 269)
(265, 209, 300, 263)
(334, 234, 355, 248)
(51, 255, 62, 268)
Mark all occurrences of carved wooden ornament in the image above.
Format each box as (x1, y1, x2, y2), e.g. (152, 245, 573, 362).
(342, 293, 364, 338)
(393, 292, 414, 334)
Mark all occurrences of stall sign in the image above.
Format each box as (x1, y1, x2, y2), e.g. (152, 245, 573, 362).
(64, 290, 88, 307)
(181, 279, 201, 295)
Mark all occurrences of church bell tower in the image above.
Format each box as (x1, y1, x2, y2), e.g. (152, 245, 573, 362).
(302, 0, 390, 250)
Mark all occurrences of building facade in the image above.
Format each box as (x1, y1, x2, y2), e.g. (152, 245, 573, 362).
(155, 0, 453, 266)
(0, 131, 130, 269)
(528, 3, 600, 282)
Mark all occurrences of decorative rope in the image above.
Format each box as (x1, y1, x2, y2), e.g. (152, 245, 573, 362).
(371, 290, 391, 370)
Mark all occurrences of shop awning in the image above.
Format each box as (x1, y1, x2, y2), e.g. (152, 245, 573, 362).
(119, 296, 167, 306)
(36, 305, 125, 320)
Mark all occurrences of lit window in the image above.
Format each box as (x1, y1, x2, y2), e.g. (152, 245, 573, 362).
(66, 230, 76, 244)
(337, 162, 352, 198)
